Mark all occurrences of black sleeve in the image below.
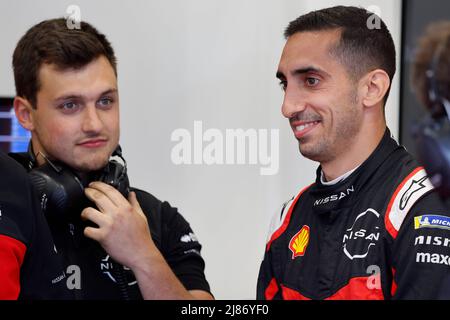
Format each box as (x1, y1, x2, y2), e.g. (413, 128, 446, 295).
(391, 191, 450, 299)
(0, 153, 33, 244)
(133, 189, 211, 294)
(159, 201, 211, 293)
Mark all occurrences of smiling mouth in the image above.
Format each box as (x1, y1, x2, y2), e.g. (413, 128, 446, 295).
(295, 121, 320, 131)
(292, 121, 321, 139)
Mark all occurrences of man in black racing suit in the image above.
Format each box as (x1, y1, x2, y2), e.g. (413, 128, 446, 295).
(257, 6, 450, 300)
(258, 129, 450, 299)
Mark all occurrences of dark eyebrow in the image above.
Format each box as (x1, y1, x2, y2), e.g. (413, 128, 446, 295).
(54, 88, 118, 103)
(293, 67, 322, 76)
(276, 66, 329, 80)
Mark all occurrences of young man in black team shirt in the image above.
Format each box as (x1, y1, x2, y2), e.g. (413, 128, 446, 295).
(257, 6, 450, 299)
(11, 18, 212, 299)
(0, 150, 69, 299)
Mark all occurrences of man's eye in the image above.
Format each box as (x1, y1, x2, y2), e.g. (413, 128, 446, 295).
(306, 77, 320, 86)
(61, 101, 78, 111)
(98, 97, 113, 107)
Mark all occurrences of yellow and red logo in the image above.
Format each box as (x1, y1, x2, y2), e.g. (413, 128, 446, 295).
(289, 225, 310, 259)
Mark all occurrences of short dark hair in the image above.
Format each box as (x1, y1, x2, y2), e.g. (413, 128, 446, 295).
(411, 21, 450, 110)
(13, 18, 117, 108)
(284, 6, 396, 105)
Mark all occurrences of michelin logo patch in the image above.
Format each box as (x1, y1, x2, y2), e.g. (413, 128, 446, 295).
(414, 215, 450, 231)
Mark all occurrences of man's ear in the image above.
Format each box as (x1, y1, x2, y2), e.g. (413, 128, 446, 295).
(14, 96, 35, 131)
(360, 69, 391, 108)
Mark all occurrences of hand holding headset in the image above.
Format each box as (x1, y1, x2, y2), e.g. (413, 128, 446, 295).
(28, 144, 130, 222)
(27, 144, 132, 299)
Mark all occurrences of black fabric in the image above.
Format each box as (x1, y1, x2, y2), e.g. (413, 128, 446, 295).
(10, 151, 210, 299)
(0, 150, 69, 299)
(257, 128, 450, 299)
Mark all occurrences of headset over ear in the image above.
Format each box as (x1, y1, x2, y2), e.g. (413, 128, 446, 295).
(412, 37, 450, 198)
(28, 144, 130, 222)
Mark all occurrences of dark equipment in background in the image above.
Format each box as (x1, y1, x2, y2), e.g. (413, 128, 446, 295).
(402, 0, 450, 198)
(400, 0, 450, 154)
(412, 37, 450, 197)
(0, 97, 30, 153)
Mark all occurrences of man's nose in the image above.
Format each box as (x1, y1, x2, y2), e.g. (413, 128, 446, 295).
(82, 104, 103, 133)
(281, 87, 307, 119)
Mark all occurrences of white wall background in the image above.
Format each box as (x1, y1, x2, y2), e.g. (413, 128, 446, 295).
(0, 0, 402, 299)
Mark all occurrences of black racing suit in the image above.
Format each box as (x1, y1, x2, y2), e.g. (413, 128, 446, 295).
(257, 129, 450, 299)
(0, 150, 69, 299)
(10, 151, 211, 299)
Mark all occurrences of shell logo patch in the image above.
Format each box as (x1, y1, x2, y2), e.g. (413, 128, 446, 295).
(289, 225, 310, 259)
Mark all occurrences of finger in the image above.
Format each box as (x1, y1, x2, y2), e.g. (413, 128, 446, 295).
(81, 207, 108, 226)
(88, 181, 128, 207)
(83, 226, 103, 241)
(84, 187, 116, 213)
(128, 191, 139, 207)
(128, 191, 146, 218)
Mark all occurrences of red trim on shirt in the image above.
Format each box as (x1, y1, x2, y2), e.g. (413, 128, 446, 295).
(391, 268, 398, 297)
(281, 285, 310, 300)
(281, 276, 384, 300)
(327, 276, 384, 300)
(0, 234, 27, 300)
(266, 184, 314, 252)
(265, 278, 279, 300)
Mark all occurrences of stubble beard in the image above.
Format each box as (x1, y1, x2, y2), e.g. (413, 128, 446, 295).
(297, 103, 362, 163)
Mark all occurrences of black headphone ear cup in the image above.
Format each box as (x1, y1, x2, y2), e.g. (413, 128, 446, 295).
(96, 160, 130, 197)
(27, 145, 130, 222)
(29, 163, 85, 221)
(28, 172, 50, 211)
